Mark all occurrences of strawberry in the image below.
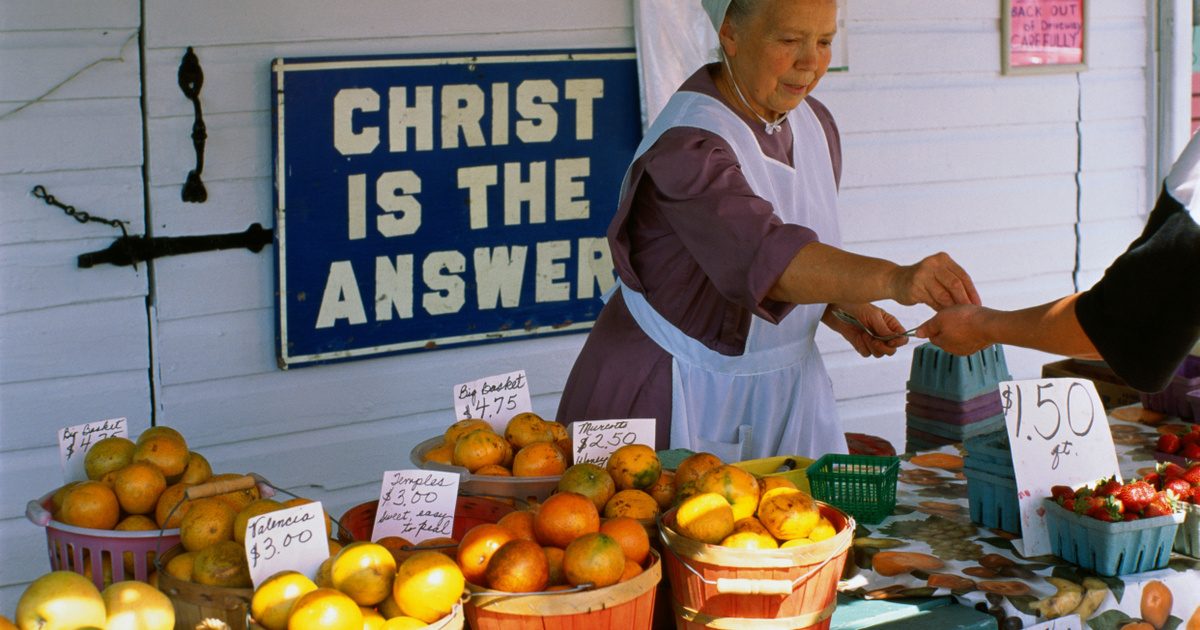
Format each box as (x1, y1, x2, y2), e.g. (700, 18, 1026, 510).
(1051, 485, 1076, 503)
(1143, 472, 1162, 489)
(1181, 431, 1200, 447)
(1116, 480, 1156, 513)
(1161, 462, 1187, 480)
(1165, 477, 1192, 500)
(1181, 442, 1200, 461)
(1061, 497, 1076, 512)
(1158, 433, 1183, 454)
(1192, 486, 1200, 505)
(1143, 492, 1177, 517)
(1085, 496, 1123, 522)
(1184, 465, 1200, 487)
(1122, 512, 1141, 521)
(1094, 477, 1122, 497)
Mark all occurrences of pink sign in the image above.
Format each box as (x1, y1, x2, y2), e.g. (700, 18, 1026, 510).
(1008, 0, 1084, 68)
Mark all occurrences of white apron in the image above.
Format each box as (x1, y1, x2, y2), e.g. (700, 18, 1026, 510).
(617, 90, 848, 461)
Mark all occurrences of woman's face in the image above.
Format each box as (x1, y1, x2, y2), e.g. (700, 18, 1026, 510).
(721, 0, 837, 118)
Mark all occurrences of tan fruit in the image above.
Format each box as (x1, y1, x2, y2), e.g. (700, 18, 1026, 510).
(600, 516, 651, 565)
(288, 588, 363, 630)
(674, 492, 734, 544)
(165, 550, 197, 581)
(443, 418, 493, 446)
(606, 444, 662, 491)
(0, 615, 16, 630)
(504, 412, 554, 449)
(532, 492, 600, 549)
(452, 429, 513, 473)
(179, 451, 213, 485)
(563, 532, 625, 588)
(393, 551, 466, 623)
(697, 465, 760, 521)
(485, 539, 550, 593)
(757, 490, 820, 541)
(16, 571, 106, 630)
(474, 463, 512, 476)
(113, 461, 167, 515)
(557, 463, 616, 512)
(674, 452, 724, 490)
(233, 498, 283, 544)
(155, 482, 194, 529)
(179, 497, 236, 551)
(114, 514, 158, 574)
(192, 540, 251, 588)
(512, 441, 568, 477)
(544, 546, 566, 586)
(131, 432, 189, 479)
(646, 470, 676, 510)
(250, 570, 318, 630)
(102, 580, 175, 630)
(602, 489, 660, 522)
(84, 436, 135, 481)
(423, 443, 454, 465)
(59, 480, 120, 530)
(331, 542, 397, 606)
(49, 481, 82, 516)
(377, 591, 404, 619)
(136, 425, 186, 446)
(314, 556, 335, 588)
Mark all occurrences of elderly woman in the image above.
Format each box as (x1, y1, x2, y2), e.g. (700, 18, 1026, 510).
(557, 0, 980, 460)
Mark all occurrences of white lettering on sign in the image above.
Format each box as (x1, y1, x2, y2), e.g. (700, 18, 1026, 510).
(454, 370, 533, 431)
(59, 418, 129, 482)
(1001, 378, 1119, 558)
(374, 470, 460, 543)
(311, 239, 614, 329)
(245, 501, 328, 587)
(330, 78, 602, 157)
(571, 418, 656, 467)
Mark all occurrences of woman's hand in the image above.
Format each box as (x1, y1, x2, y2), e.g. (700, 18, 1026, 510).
(889, 252, 981, 310)
(915, 305, 992, 355)
(823, 303, 909, 358)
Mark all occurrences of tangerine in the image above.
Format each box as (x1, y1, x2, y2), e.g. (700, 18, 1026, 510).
(50, 481, 82, 515)
(376, 535, 415, 566)
(646, 470, 675, 510)
(543, 546, 566, 586)
(423, 443, 454, 465)
(674, 492, 734, 544)
(457, 523, 516, 585)
(599, 517, 650, 564)
(393, 551, 466, 623)
(288, 587, 363, 630)
(112, 461, 167, 515)
(59, 480, 120, 530)
(674, 452, 724, 489)
(697, 464, 760, 521)
(155, 482, 194, 528)
(512, 441, 568, 477)
(114, 515, 158, 574)
(179, 451, 213, 485)
(444, 418, 493, 446)
(164, 550, 196, 581)
(620, 558, 643, 582)
(452, 429, 513, 473)
(136, 425, 185, 446)
(131, 432, 189, 479)
(606, 444, 662, 491)
(330, 542, 397, 606)
(602, 489, 660, 523)
(233, 498, 283, 544)
(474, 463, 512, 476)
(192, 540, 251, 588)
(504, 412, 555, 449)
(252, 571, 320, 630)
(179, 497, 236, 551)
(533, 491, 599, 548)
(84, 436, 136, 481)
(563, 532, 625, 588)
(485, 539, 550, 592)
(557, 463, 616, 512)
(496, 510, 537, 542)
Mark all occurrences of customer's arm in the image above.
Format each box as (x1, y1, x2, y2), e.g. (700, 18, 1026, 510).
(915, 294, 1101, 359)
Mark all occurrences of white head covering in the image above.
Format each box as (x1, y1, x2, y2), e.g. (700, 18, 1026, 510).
(1166, 130, 1200, 218)
(701, 0, 732, 31)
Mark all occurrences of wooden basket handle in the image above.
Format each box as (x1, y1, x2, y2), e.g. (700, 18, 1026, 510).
(185, 474, 259, 500)
(714, 577, 793, 596)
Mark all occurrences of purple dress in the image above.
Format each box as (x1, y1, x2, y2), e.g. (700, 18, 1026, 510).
(557, 65, 843, 449)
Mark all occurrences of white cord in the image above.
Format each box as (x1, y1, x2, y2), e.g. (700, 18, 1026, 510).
(722, 54, 787, 135)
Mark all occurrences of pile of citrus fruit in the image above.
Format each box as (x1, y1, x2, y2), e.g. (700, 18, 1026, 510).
(670, 452, 837, 549)
(249, 541, 466, 630)
(423, 413, 573, 476)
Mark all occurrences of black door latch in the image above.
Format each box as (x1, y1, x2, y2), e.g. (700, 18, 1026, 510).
(77, 223, 273, 268)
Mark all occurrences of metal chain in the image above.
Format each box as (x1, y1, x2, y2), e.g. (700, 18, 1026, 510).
(31, 185, 130, 239)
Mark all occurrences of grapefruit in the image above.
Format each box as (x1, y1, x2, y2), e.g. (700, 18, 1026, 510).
(393, 551, 466, 623)
(84, 436, 135, 481)
(15, 571, 106, 630)
(251, 570, 318, 630)
(102, 580, 175, 630)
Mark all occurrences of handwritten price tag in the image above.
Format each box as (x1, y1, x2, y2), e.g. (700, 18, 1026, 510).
(453, 370, 532, 432)
(373, 470, 460, 544)
(1001, 378, 1120, 557)
(245, 501, 328, 587)
(571, 418, 656, 467)
(58, 417, 128, 482)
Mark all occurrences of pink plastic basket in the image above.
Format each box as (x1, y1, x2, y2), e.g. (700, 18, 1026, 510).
(26, 492, 180, 590)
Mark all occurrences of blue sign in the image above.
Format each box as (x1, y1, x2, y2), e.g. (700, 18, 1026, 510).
(272, 50, 641, 367)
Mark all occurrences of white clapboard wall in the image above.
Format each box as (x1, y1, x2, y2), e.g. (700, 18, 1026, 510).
(0, 0, 1160, 611)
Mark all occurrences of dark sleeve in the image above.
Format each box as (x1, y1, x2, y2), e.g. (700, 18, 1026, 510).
(1074, 186, 1200, 392)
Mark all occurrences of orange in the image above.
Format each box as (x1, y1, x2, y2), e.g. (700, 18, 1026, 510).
(102, 580, 175, 630)
(504, 412, 555, 449)
(543, 546, 566, 586)
(780, 538, 814, 549)
(114, 514, 158, 574)
(136, 425, 186, 446)
(179, 497, 236, 551)
(809, 516, 837, 542)
(233, 498, 283, 544)
(512, 441, 568, 477)
(599, 517, 650, 565)
(423, 443, 454, 465)
(84, 436, 136, 481)
(544, 421, 571, 453)
(327, 538, 343, 556)
(393, 551, 466, 623)
(697, 465, 760, 521)
(179, 451, 213, 485)
(131, 432, 189, 479)
(674, 492, 735, 544)
(496, 510, 537, 542)
(606, 444, 662, 491)
(757, 489, 820, 541)
(602, 489, 660, 523)
(360, 607, 386, 630)
(192, 540, 251, 588)
(288, 587, 363, 630)
(557, 463, 616, 512)
(485, 539, 550, 592)
(674, 452, 724, 490)
(443, 418, 493, 446)
(533, 492, 600, 548)
(314, 557, 334, 588)
(59, 480, 120, 530)
(620, 558, 643, 582)
(330, 542, 398, 606)
(155, 482, 194, 528)
(646, 470, 675, 510)
(112, 461, 167, 515)
(474, 464, 511, 476)
(50, 481, 82, 515)
(563, 532, 625, 588)
(452, 429, 513, 473)
(164, 550, 196, 581)
(456, 523, 515, 586)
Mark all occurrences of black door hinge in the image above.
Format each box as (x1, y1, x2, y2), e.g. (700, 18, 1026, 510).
(78, 223, 272, 268)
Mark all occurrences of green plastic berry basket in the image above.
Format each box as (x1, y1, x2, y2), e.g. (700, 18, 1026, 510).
(806, 454, 899, 524)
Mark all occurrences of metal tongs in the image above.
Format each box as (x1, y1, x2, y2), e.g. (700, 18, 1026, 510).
(832, 309, 918, 342)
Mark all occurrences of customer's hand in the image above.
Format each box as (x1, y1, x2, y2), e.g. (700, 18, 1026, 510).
(915, 305, 993, 355)
(890, 252, 981, 310)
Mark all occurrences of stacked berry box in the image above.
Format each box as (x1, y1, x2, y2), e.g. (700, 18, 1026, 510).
(962, 432, 1019, 534)
(905, 343, 1011, 452)
(1140, 355, 1200, 419)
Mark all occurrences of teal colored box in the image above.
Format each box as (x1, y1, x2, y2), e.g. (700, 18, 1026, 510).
(963, 431, 1011, 466)
(906, 413, 1005, 441)
(1044, 499, 1184, 576)
(907, 343, 1011, 402)
(1175, 501, 1200, 558)
(964, 467, 1020, 534)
